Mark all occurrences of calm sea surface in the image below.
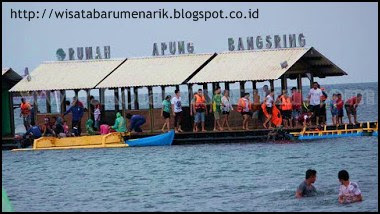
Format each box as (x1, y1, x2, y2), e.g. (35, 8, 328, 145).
(3, 82, 378, 211)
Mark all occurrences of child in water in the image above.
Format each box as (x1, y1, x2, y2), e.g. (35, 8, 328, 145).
(338, 170, 363, 204)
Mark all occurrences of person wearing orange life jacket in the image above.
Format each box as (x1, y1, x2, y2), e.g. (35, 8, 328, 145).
(237, 93, 252, 130)
(193, 89, 208, 132)
(20, 98, 32, 131)
(280, 90, 293, 128)
(263, 89, 275, 129)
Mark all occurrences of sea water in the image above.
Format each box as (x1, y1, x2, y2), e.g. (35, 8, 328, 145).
(2, 82, 378, 211)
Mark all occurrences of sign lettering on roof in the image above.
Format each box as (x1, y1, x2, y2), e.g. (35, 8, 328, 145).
(152, 41, 194, 56)
(228, 33, 306, 51)
(56, 46, 111, 61)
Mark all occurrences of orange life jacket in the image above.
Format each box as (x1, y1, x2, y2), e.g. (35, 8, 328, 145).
(20, 102, 31, 115)
(281, 96, 292, 111)
(237, 98, 251, 112)
(194, 94, 206, 110)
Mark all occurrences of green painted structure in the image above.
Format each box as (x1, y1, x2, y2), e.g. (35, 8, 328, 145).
(2, 68, 22, 137)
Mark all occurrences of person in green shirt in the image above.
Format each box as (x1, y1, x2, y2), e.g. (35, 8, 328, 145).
(86, 118, 97, 135)
(111, 112, 127, 133)
(211, 87, 223, 131)
(161, 95, 172, 132)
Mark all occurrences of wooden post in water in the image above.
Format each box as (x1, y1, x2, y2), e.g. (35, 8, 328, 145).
(114, 89, 120, 112)
(133, 87, 139, 110)
(46, 90, 51, 113)
(225, 82, 230, 91)
(121, 87, 126, 118)
(127, 88, 132, 110)
(148, 86, 154, 133)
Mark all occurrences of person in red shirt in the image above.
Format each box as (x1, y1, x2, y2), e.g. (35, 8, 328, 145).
(291, 87, 302, 127)
(336, 94, 344, 125)
(344, 93, 362, 124)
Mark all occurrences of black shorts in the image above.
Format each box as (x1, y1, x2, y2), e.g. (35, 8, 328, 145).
(222, 111, 230, 115)
(345, 105, 357, 116)
(310, 105, 320, 117)
(282, 110, 292, 119)
(241, 112, 253, 117)
(338, 108, 344, 117)
(163, 111, 170, 119)
(266, 107, 273, 115)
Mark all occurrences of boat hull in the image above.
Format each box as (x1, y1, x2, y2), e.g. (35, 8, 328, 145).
(126, 130, 175, 147)
(298, 132, 364, 140)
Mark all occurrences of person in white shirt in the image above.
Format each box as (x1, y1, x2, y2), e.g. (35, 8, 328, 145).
(221, 90, 233, 130)
(338, 170, 363, 204)
(307, 82, 323, 125)
(171, 89, 183, 133)
(263, 90, 274, 129)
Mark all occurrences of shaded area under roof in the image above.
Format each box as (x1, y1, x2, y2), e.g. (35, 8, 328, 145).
(187, 47, 347, 84)
(9, 59, 126, 92)
(96, 53, 215, 89)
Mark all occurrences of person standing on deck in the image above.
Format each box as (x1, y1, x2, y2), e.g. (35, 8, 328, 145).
(171, 89, 183, 133)
(251, 89, 261, 128)
(237, 93, 252, 130)
(126, 113, 146, 133)
(337, 93, 344, 125)
(330, 94, 339, 125)
(193, 89, 208, 132)
(111, 112, 127, 133)
(211, 87, 223, 131)
(63, 98, 84, 136)
(296, 169, 317, 198)
(94, 104, 101, 131)
(20, 98, 32, 131)
(263, 90, 275, 129)
(263, 85, 270, 97)
(319, 87, 328, 125)
(338, 170, 363, 204)
(161, 95, 172, 132)
(307, 82, 323, 126)
(280, 90, 293, 128)
(221, 89, 233, 131)
(190, 92, 196, 132)
(291, 87, 302, 127)
(89, 96, 100, 122)
(345, 93, 362, 125)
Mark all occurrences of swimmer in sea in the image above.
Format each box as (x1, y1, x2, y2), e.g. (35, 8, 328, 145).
(338, 170, 363, 204)
(296, 169, 317, 198)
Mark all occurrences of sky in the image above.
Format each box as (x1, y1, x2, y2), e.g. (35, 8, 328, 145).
(2, 2, 378, 90)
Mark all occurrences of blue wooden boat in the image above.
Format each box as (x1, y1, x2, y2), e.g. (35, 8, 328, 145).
(125, 130, 175, 147)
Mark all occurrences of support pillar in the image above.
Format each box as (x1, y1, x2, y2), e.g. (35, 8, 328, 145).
(175, 85, 180, 92)
(9, 92, 15, 135)
(127, 88, 132, 110)
(225, 82, 230, 91)
(270, 80, 275, 91)
(161, 86, 166, 101)
(114, 88, 119, 112)
(99, 88, 105, 121)
(148, 86, 154, 133)
(309, 73, 314, 88)
(252, 81, 257, 90)
(121, 88, 126, 118)
(281, 75, 288, 92)
(33, 91, 39, 118)
(297, 74, 303, 103)
(46, 90, 51, 113)
(133, 87, 139, 110)
(240, 81, 245, 97)
(60, 90, 66, 113)
(86, 89, 91, 119)
(188, 84, 193, 105)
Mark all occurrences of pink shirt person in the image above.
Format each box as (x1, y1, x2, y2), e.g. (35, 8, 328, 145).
(100, 124, 110, 135)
